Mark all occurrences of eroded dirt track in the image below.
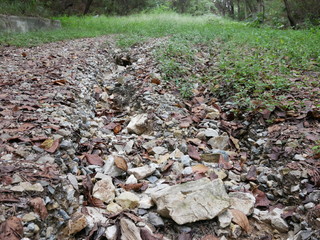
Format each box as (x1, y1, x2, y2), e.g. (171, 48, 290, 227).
(0, 36, 319, 240)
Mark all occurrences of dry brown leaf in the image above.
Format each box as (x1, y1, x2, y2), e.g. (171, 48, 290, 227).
(0, 216, 23, 240)
(191, 164, 209, 173)
(114, 156, 128, 171)
(230, 209, 251, 233)
(84, 154, 104, 166)
(113, 125, 122, 134)
(29, 197, 48, 220)
(46, 139, 60, 153)
(200, 235, 219, 240)
(151, 78, 161, 85)
(40, 138, 54, 149)
(52, 79, 68, 85)
(188, 144, 201, 161)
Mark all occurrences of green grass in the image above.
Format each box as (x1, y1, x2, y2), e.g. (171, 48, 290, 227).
(1, 13, 319, 111)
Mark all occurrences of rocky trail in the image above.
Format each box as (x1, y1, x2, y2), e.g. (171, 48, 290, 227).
(0, 36, 319, 240)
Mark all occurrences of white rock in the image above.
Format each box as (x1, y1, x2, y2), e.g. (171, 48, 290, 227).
(115, 191, 140, 209)
(37, 155, 55, 164)
(218, 210, 233, 228)
(85, 207, 108, 229)
(105, 225, 118, 240)
(269, 208, 289, 232)
(11, 182, 44, 192)
(126, 174, 138, 184)
(106, 202, 123, 214)
(229, 192, 256, 215)
(127, 114, 148, 135)
(203, 128, 219, 137)
(120, 218, 142, 240)
(151, 178, 230, 225)
(139, 195, 154, 209)
(92, 177, 115, 203)
(128, 165, 156, 180)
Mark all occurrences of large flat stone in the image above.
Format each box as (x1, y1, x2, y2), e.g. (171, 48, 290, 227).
(0, 14, 61, 33)
(151, 178, 230, 225)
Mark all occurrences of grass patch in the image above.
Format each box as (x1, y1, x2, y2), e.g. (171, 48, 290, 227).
(1, 13, 319, 112)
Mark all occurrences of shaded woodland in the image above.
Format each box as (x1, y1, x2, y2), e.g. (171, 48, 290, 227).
(1, 0, 320, 28)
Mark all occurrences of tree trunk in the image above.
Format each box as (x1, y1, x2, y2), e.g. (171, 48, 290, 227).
(283, 0, 296, 27)
(237, 0, 241, 20)
(83, 0, 94, 15)
(229, 0, 235, 18)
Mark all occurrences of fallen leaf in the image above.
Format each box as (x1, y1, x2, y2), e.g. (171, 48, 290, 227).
(252, 188, 271, 207)
(191, 164, 209, 173)
(230, 209, 251, 233)
(84, 154, 104, 166)
(52, 79, 68, 85)
(113, 125, 122, 134)
(246, 166, 257, 181)
(151, 78, 161, 85)
(119, 183, 144, 191)
(188, 144, 201, 161)
(91, 197, 105, 208)
(0, 216, 23, 240)
(140, 227, 163, 240)
(29, 197, 48, 220)
(178, 232, 192, 240)
(200, 235, 219, 240)
(46, 139, 60, 153)
(40, 138, 54, 149)
(114, 156, 128, 171)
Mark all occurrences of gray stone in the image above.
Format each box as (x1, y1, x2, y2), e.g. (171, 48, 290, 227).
(151, 178, 230, 225)
(0, 14, 61, 33)
(60, 140, 72, 149)
(203, 128, 219, 138)
(229, 192, 256, 215)
(207, 132, 230, 150)
(148, 212, 164, 227)
(180, 155, 192, 166)
(218, 210, 232, 228)
(127, 114, 148, 135)
(92, 177, 115, 203)
(37, 155, 55, 164)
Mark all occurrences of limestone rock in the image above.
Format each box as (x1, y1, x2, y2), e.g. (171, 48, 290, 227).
(229, 192, 255, 215)
(120, 218, 142, 240)
(218, 210, 233, 228)
(105, 225, 118, 240)
(127, 114, 148, 135)
(107, 202, 123, 214)
(62, 212, 88, 236)
(116, 191, 140, 209)
(128, 165, 156, 180)
(208, 133, 230, 150)
(11, 182, 44, 192)
(151, 178, 230, 225)
(92, 177, 115, 203)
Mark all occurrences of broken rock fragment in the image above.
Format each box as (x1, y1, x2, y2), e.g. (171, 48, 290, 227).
(127, 164, 156, 180)
(151, 178, 230, 224)
(127, 113, 148, 135)
(229, 192, 256, 215)
(116, 191, 140, 209)
(120, 218, 142, 240)
(92, 177, 116, 203)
